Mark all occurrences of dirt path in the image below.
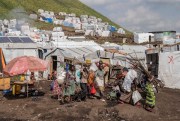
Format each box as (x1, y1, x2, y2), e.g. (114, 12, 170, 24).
(0, 81, 180, 121)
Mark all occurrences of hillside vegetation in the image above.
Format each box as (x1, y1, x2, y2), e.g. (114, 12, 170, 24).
(0, 0, 131, 34)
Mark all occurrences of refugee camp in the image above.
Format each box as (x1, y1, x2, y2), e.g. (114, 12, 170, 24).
(0, 0, 180, 121)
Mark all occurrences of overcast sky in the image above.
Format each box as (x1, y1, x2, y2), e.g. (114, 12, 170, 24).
(80, 0, 180, 32)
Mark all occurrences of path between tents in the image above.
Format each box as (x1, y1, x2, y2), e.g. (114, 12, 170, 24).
(0, 80, 180, 121)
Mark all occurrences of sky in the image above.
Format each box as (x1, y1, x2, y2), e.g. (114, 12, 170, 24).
(80, 0, 180, 32)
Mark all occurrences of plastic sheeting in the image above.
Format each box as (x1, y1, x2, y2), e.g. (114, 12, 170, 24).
(101, 31, 110, 37)
(158, 51, 180, 89)
(108, 26, 117, 32)
(3, 49, 37, 63)
(46, 18, 53, 23)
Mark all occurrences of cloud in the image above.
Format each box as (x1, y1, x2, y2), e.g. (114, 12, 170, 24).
(80, 0, 180, 32)
(147, 0, 180, 2)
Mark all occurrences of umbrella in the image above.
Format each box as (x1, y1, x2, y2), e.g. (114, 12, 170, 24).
(3, 56, 48, 76)
(3, 56, 48, 97)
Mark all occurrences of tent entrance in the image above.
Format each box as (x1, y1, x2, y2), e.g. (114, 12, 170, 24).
(51, 56, 57, 72)
(146, 53, 159, 77)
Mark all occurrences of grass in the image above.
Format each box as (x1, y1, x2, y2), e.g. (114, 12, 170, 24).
(0, 0, 132, 35)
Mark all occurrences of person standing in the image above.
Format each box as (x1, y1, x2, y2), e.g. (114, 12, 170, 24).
(87, 69, 96, 98)
(95, 64, 105, 101)
(96, 60, 109, 86)
(68, 65, 76, 96)
(80, 66, 88, 100)
(63, 65, 76, 102)
(51, 71, 61, 100)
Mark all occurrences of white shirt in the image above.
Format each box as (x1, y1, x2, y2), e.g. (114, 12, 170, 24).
(122, 69, 137, 92)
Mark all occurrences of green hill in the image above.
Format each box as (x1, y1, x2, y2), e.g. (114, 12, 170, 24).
(0, 0, 131, 34)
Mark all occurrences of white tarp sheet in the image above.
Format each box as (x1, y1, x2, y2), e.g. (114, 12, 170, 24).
(3, 49, 37, 63)
(158, 51, 180, 89)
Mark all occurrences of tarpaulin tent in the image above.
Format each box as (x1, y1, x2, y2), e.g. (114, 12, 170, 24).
(108, 26, 117, 32)
(158, 51, 180, 89)
(46, 18, 53, 23)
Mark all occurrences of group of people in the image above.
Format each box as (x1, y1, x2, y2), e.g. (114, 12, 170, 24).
(50, 60, 156, 112)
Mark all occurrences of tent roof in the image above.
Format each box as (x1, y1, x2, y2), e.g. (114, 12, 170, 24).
(0, 36, 35, 43)
(0, 43, 39, 49)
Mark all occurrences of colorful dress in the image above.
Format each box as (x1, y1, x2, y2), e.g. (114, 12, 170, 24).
(53, 80, 61, 96)
(63, 71, 76, 96)
(145, 82, 156, 107)
(88, 71, 95, 86)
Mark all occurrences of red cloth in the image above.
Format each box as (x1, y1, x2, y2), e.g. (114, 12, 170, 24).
(90, 84, 96, 94)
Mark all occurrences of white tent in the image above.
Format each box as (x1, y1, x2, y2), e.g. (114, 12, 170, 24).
(134, 33, 154, 44)
(158, 51, 180, 89)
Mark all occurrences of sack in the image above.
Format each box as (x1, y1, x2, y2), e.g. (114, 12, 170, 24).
(57, 72, 66, 84)
(132, 90, 142, 104)
(95, 77, 104, 87)
(90, 85, 96, 94)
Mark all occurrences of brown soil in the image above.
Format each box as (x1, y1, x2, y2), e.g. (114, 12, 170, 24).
(0, 80, 180, 121)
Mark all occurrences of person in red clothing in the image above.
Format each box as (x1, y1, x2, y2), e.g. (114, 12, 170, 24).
(87, 69, 96, 98)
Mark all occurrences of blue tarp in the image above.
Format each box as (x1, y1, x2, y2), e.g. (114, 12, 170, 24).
(46, 18, 53, 23)
(108, 26, 117, 32)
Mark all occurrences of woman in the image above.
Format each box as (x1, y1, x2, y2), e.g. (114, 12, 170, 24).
(63, 65, 76, 102)
(95, 64, 105, 101)
(51, 71, 62, 100)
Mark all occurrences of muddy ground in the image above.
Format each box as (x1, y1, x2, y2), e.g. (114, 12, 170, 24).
(0, 80, 180, 121)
